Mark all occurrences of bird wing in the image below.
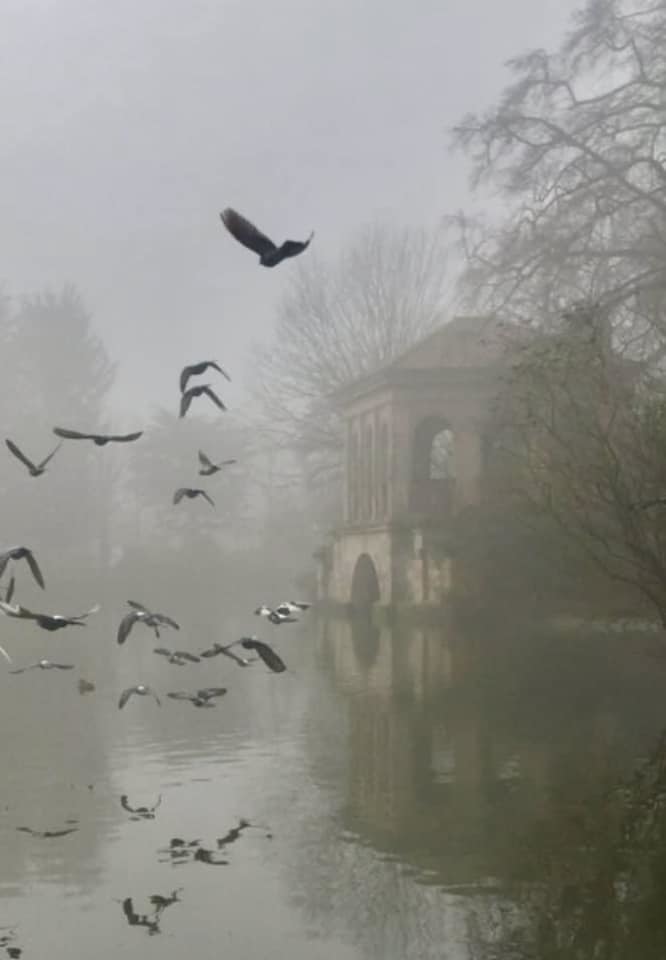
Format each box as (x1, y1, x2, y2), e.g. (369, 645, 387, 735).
(5, 439, 37, 472)
(197, 687, 227, 699)
(166, 691, 191, 700)
(52, 663, 74, 670)
(3, 575, 15, 604)
(120, 795, 134, 813)
(210, 362, 232, 383)
(37, 442, 62, 469)
(0, 601, 34, 620)
(68, 603, 100, 621)
(179, 365, 195, 394)
(153, 647, 172, 657)
(179, 392, 193, 418)
(202, 386, 226, 411)
(149, 688, 161, 706)
(8, 665, 33, 674)
(53, 427, 90, 440)
(279, 232, 314, 261)
(201, 490, 216, 508)
(153, 613, 180, 630)
(175, 651, 200, 662)
(118, 687, 135, 709)
(198, 450, 214, 470)
(0, 643, 12, 664)
(220, 208, 277, 257)
(23, 550, 45, 589)
(107, 432, 143, 443)
(199, 645, 223, 658)
(173, 488, 187, 505)
(241, 639, 286, 673)
(117, 611, 139, 645)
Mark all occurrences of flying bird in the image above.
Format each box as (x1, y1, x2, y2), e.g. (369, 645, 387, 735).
(5, 438, 62, 477)
(118, 684, 161, 709)
(53, 427, 143, 446)
(180, 361, 231, 394)
(173, 487, 215, 508)
(254, 604, 297, 625)
(198, 451, 237, 476)
(153, 647, 200, 664)
(9, 659, 74, 674)
(179, 384, 226, 418)
(240, 637, 287, 673)
(120, 794, 162, 818)
(0, 546, 45, 589)
(220, 208, 314, 268)
(167, 687, 227, 707)
(17, 825, 78, 838)
(117, 605, 179, 645)
(279, 600, 311, 613)
(0, 600, 99, 631)
(199, 641, 254, 667)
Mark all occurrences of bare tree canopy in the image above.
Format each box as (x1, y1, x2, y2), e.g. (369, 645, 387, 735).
(452, 0, 666, 339)
(496, 304, 666, 623)
(254, 221, 449, 480)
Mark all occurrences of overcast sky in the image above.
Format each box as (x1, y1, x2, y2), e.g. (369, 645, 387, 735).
(1, 0, 578, 416)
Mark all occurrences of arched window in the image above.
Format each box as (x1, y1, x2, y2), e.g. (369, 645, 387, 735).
(410, 416, 455, 515)
(430, 428, 455, 479)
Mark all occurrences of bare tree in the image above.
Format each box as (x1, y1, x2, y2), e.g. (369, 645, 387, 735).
(254, 221, 450, 490)
(451, 0, 666, 347)
(493, 305, 666, 623)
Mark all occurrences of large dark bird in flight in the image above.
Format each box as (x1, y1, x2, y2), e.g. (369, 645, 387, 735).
(0, 600, 99, 631)
(198, 451, 237, 476)
(179, 384, 226, 418)
(180, 361, 231, 394)
(173, 487, 215, 508)
(167, 687, 227, 708)
(220, 208, 314, 268)
(53, 427, 143, 446)
(5, 438, 62, 477)
(0, 546, 45, 589)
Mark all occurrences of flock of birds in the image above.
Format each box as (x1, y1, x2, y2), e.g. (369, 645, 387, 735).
(0, 207, 316, 951)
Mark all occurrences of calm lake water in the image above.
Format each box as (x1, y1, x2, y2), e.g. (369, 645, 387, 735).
(1, 602, 666, 959)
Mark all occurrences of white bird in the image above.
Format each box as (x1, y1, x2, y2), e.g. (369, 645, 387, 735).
(254, 604, 298, 625)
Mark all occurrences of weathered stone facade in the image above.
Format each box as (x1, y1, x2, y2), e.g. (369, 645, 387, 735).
(317, 316, 508, 613)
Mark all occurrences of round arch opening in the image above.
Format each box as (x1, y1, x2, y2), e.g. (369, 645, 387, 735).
(350, 553, 380, 609)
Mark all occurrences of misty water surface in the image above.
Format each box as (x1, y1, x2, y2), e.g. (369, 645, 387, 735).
(1, 600, 665, 960)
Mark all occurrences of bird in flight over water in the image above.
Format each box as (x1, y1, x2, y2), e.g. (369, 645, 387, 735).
(117, 604, 180, 645)
(198, 451, 237, 476)
(173, 487, 215, 508)
(118, 684, 161, 709)
(53, 427, 143, 446)
(0, 601, 99, 631)
(10, 659, 74, 674)
(220, 208, 314, 268)
(179, 384, 227, 418)
(5, 438, 62, 477)
(179, 361, 231, 394)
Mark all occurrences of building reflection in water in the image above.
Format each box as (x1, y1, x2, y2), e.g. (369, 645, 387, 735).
(302, 614, 666, 958)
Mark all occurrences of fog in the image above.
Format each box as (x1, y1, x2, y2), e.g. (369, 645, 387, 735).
(2, 0, 572, 412)
(6, 1, 666, 958)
